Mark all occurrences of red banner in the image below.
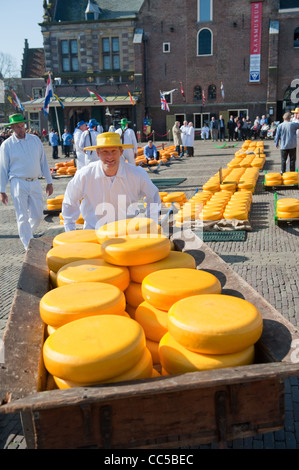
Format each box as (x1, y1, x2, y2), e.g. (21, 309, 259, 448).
(249, 2, 262, 83)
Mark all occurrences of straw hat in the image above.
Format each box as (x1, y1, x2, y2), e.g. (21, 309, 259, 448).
(3, 113, 28, 127)
(291, 107, 299, 113)
(84, 132, 134, 151)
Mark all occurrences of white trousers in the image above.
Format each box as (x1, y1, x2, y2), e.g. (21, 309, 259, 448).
(10, 178, 43, 250)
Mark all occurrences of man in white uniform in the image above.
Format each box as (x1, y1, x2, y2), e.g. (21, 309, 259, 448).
(61, 132, 160, 231)
(180, 121, 188, 156)
(115, 118, 137, 165)
(73, 120, 87, 169)
(291, 107, 299, 170)
(79, 118, 99, 166)
(0, 114, 53, 250)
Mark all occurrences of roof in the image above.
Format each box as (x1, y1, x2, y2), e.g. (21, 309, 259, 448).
(22, 94, 134, 109)
(21, 41, 45, 78)
(52, 0, 144, 22)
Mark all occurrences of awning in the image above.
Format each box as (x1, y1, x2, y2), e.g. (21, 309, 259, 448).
(22, 95, 134, 110)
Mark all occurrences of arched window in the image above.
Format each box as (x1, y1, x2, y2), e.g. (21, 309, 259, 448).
(294, 28, 299, 48)
(208, 84, 216, 100)
(197, 29, 212, 55)
(194, 85, 202, 101)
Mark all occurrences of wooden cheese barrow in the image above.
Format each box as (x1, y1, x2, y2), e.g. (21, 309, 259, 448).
(0, 232, 299, 449)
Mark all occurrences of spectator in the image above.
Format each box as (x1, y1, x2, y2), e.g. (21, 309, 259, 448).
(62, 128, 73, 158)
(274, 112, 299, 173)
(172, 121, 183, 156)
(49, 128, 59, 159)
(144, 140, 159, 162)
(209, 117, 218, 141)
(218, 115, 226, 141)
(227, 115, 235, 141)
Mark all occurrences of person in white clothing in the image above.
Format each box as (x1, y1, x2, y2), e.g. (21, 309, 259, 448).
(115, 118, 137, 165)
(201, 123, 210, 141)
(73, 120, 87, 170)
(79, 118, 99, 165)
(0, 114, 53, 250)
(185, 122, 195, 157)
(61, 132, 161, 231)
(291, 107, 299, 170)
(180, 121, 188, 156)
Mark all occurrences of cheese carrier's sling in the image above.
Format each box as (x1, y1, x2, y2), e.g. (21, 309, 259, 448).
(0, 233, 299, 449)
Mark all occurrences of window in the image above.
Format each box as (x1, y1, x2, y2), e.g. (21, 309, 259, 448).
(61, 39, 79, 72)
(294, 28, 299, 47)
(279, 0, 299, 10)
(163, 42, 170, 53)
(29, 112, 39, 131)
(194, 86, 202, 101)
(32, 87, 43, 99)
(208, 84, 216, 100)
(102, 37, 120, 70)
(197, 29, 212, 55)
(198, 0, 213, 22)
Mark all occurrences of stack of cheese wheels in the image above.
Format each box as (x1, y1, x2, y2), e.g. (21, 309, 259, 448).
(161, 192, 188, 208)
(223, 190, 251, 221)
(139, 268, 221, 364)
(43, 314, 154, 388)
(46, 194, 64, 211)
(282, 171, 298, 186)
(265, 173, 282, 186)
(199, 191, 232, 220)
(40, 281, 127, 330)
(159, 294, 263, 375)
(277, 198, 299, 219)
(46, 242, 103, 288)
(237, 167, 259, 192)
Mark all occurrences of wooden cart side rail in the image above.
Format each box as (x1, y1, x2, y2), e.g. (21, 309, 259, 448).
(1, 361, 299, 415)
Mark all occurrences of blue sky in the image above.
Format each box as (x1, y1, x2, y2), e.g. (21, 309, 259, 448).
(0, 1, 44, 76)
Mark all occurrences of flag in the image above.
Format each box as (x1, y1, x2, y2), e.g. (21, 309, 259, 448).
(10, 89, 23, 111)
(180, 82, 185, 98)
(221, 82, 225, 99)
(7, 95, 17, 108)
(53, 93, 64, 109)
(162, 88, 177, 95)
(202, 90, 206, 106)
(160, 91, 170, 112)
(126, 85, 135, 105)
(87, 88, 106, 103)
(43, 73, 53, 116)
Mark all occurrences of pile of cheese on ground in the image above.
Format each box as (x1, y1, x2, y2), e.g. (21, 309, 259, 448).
(41, 217, 263, 388)
(276, 197, 299, 219)
(135, 145, 179, 166)
(54, 160, 77, 176)
(265, 171, 298, 186)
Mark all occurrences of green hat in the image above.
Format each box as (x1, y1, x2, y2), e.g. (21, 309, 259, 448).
(119, 118, 131, 125)
(4, 114, 28, 127)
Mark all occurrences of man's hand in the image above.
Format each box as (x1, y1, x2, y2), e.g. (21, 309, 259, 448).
(0, 192, 8, 205)
(46, 184, 54, 197)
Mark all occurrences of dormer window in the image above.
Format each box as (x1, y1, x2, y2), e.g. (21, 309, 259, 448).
(85, 0, 101, 20)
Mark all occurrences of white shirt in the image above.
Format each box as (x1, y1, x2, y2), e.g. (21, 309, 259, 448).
(115, 127, 138, 163)
(0, 132, 53, 192)
(79, 128, 99, 165)
(61, 158, 161, 231)
(185, 126, 195, 146)
(180, 125, 189, 145)
(73, 129, 85, 167)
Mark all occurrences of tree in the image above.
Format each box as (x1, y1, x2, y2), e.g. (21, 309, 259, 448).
(0, 52, 19, 80)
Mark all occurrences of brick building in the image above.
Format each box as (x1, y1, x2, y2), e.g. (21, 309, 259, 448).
(22, 0, 299, 139)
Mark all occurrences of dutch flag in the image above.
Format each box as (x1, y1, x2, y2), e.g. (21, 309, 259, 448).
(43, 74, 53, 116)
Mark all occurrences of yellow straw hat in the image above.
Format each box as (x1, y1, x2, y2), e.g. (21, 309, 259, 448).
(291, 107, 299, 113)
(84, 132, 134, 151)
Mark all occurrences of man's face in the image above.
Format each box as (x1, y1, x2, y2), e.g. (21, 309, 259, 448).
(97, 146, 122, 176)
(80, 123, 87, 131)
(11, 122, 26, 139)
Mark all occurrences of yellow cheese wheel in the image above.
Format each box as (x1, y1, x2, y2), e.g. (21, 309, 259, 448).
(168, 294, 263, 354)
(163, 192, 186, 202)
(43, 315, 146, 383)
(223, 210, 248, 220)
(56, 259, 130, 291)
(39, 281, 126, 328)
(46, 242, 103, 273)
(159, 332, 255, 375)
(277, 210, 299, 219)
(47, 195, 64, 205)
(277, 198, 299, 212)
(101, 235, 171, 266)
(142, 268, 221, 311)
(129, 251, 196, 283)
(53, 229, 99, 246)
(265, 180, 282, 186)
(146, 338, 160, 364)
(124, 281, 144, 308)
(96, 217, 160, 243)
(49, 270, 57, 288)
(283, 179, 298, 186)
(47, 203, 62, 210)
(135, 301, 168, 342)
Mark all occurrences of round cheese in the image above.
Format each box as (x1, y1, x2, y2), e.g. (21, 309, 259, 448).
(129, 251, 196, 283)
(43, 315, 146, 383)
(277, 198, 299, 212)
(135, 301, 168, 342)
(56, 259, 130, 291)
(49, 270, 57, 288)
(53, 229, 99, 247)
(142, 268, 221, 311)
(46, 242, 103, 273)
(101, 235, 171, 266)
(159, 332, 255, 375)
(277, 210, 299, 219)
(168, 294, 263, 354)
(39, 281, 126, 328)
(96, 217, 160, 243)
(124, 281, 144, 308)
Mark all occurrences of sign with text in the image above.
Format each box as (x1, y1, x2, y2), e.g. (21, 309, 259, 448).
(249, 2, 262, 83)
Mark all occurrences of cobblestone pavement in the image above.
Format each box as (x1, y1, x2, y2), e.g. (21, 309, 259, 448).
(0, 138, 298, 449)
